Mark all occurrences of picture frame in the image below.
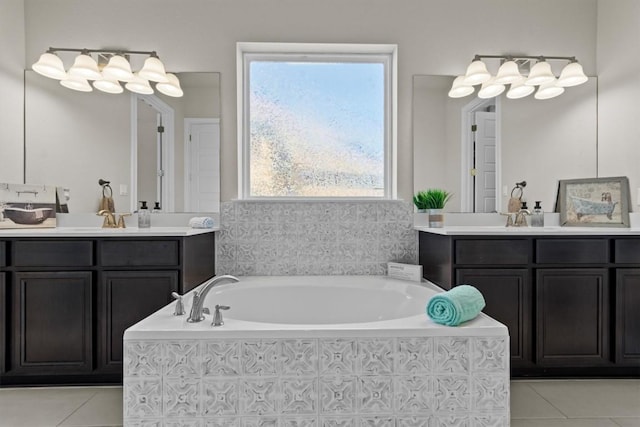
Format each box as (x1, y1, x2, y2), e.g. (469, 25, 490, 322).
(557, 176, 631, 227)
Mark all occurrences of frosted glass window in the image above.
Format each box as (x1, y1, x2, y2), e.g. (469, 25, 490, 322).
(239, 44, 395, 199)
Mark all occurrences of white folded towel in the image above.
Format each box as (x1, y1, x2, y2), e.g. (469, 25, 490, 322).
(189, 216, 215, 228)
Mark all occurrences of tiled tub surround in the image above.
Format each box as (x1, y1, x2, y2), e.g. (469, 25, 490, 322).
(216, 201, 417, 276)
(123, 277, 510, 426)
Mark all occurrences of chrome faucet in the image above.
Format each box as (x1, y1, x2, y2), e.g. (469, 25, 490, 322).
(187, 275, 239, 323)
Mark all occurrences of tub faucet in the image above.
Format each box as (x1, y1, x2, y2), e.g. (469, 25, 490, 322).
(187, 275, 239, 323)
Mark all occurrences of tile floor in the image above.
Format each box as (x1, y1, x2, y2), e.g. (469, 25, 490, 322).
(0, 379, 638, 426)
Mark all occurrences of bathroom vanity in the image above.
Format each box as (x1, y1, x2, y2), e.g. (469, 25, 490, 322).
(417, 226, 640, 377)
(0, 227, 216, 386)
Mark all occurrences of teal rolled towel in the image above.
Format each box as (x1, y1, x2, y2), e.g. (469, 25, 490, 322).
(426, 285, 486, 326)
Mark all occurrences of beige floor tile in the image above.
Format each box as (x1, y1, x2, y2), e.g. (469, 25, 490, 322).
(58, 387, 123, 427)
(510, 381, 567, 419)
(528, 379, 640, 418)
(0, 387, 97, 427)
(612, 418, 640, 427)
(511, 419, 620, 427)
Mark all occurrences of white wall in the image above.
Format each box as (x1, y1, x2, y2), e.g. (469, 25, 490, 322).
(0, 0, 25, 184)
(20, 0, 598, 202)
(597, 0, 640, 207)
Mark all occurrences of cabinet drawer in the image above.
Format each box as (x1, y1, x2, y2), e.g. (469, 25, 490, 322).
(536, 239, 608, 264)
(615, 239, 640, 264)
(455, 239, 529, 265)
(12, 240, 93, 267)
(0, 241, 5, 267)
(100, 240, 179, 266)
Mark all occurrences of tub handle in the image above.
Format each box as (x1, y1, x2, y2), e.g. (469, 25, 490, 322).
(212, 305, 230, 327)
(171, 292, 185, 316)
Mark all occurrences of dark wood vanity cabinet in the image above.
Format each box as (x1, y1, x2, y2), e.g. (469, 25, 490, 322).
(11, 271, 94, 376)
(419, 232, 640, 377)
(0, 233, 215, 386)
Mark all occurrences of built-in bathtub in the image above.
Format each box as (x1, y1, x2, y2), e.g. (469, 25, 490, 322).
(123, 276, 510, 427)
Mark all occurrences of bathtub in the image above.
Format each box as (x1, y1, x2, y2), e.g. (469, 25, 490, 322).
(123, 276, 510, 427)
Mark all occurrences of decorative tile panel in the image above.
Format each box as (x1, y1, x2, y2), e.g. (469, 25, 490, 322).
(216, 201, 417, 276)
(123, 336, 509, 426)
(203, 340, 241, 377)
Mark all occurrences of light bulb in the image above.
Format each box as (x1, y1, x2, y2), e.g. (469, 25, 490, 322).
(462, 59, 491, 86)
(68, 53, 102, 80)
(156, 73, 184, 97)
(32, 52, 67, 80)
(447, 76, 474, 98)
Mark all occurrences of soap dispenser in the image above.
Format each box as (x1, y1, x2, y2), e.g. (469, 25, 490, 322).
(138, 201, 151, 228)
(531, 201, 544, 227)
(152, 202, 162, 213)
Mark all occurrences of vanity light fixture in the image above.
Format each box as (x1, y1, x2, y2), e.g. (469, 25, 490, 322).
(32, 47, 183, 97)
(450, 54, 588, 100)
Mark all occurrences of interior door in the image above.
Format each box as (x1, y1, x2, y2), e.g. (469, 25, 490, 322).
(474, 111, 496, 212)
(186, 120, 220, 212)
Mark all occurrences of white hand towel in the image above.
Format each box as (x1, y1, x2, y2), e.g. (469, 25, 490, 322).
(189, 216, 215, 228)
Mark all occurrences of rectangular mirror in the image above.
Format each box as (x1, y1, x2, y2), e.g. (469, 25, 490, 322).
(25, 71, 221, 213)
(413, 75, 597, 212)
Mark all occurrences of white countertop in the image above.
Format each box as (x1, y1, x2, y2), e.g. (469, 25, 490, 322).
(414, 225, 640, 236)
(0, 226, 218, 237)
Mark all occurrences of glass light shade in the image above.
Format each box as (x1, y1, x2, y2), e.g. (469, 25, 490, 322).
(60, 75, 92, 92)
(477, 77, 505, 99)
(534, 79, 565, 100)
(557, 62, 588, 87)
(125, 73, 154, 94)
(156, 73, 184, 97)
(138, 56, 169, 82)
(462, 60, 491, 85)
(525, 61, 555, 86)
(68, 53, 102, 80)
(494, 60, 523, 84)
(506, 77, 535, 99)
(93, 77, 124, 94)
(32, 52, 67, 80)
(102, 55, 134, 82)
(448, 76, 474, 98)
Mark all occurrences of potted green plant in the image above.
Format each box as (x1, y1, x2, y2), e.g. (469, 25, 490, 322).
(413, 189, 452, 227)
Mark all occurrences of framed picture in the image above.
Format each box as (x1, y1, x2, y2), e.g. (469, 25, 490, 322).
(557, 176, 630, 227)
(0, 183, 57, 229)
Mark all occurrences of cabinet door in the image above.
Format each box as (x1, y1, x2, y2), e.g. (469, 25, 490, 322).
(11, 272, 93, 375)
(0, 273, 6, 374)
(456, 268, 532, 368)
(615, 269, 640, 365)
(536, 269, 610, 366)
(98, 270, 178, 373)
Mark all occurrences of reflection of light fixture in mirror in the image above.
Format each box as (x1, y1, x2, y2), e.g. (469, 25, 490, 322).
(478, 77, 505, 99)
(462, 58, 491, 85)
(93, 77, 124, 94)
(60, 75, 93, 92)
(506, 77, 535, 99)
(125, 73, 154, 95)
(535, 79, 565, 100)
(557, 60, 588, 87)
(156, 73, 184, 97)
(32, 51, 67, 79)
(450, 54, 588, 100)
(31, 47, 181, 96)
(448, 76, 475, 98)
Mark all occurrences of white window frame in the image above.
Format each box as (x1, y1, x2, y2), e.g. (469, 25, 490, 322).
(236, 42, 397, 200)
